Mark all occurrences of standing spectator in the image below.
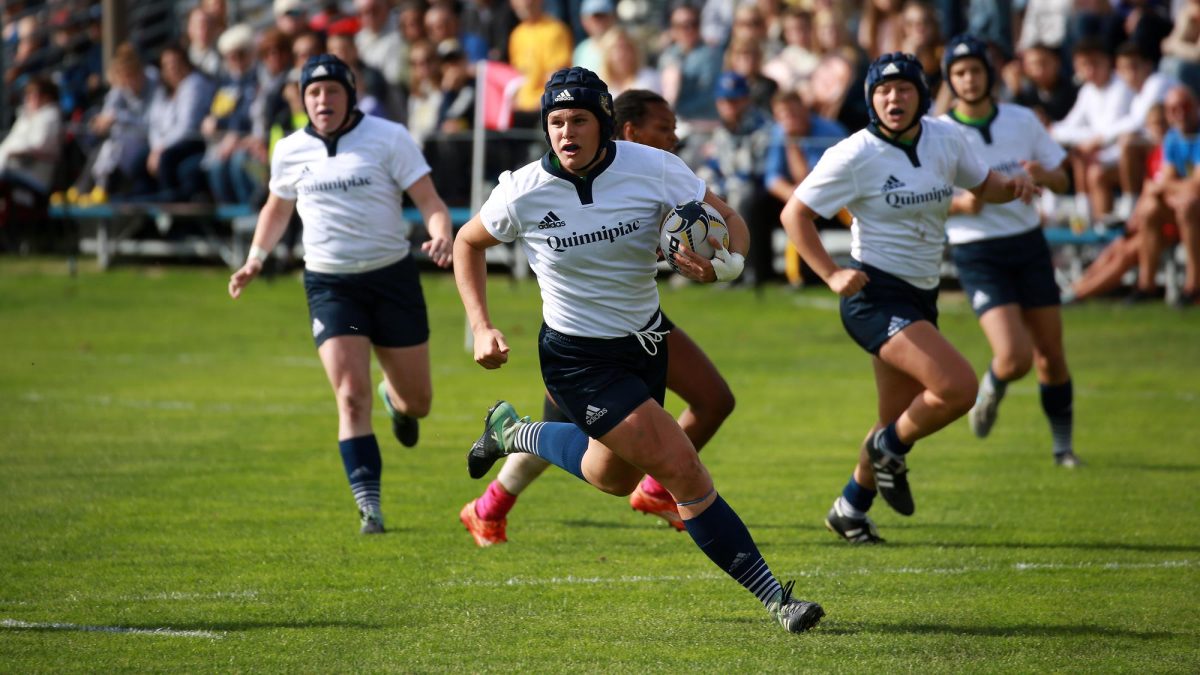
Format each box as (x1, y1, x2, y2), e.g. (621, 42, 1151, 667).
(1128, 85, 1200, 305)
(508, 0, 573, 123)
(355, 0, 406, 88)
(425, 1, 488, 62)
(140, 44, 216, 202)
(405, 40, 443, 145)
(74, 43, 157, 202)
(461, 0, 519, 63)
(597, 27, 660, 97)
(185, 6, 222, 79)
(899, 0, 944, 97)
(228, 54, 454, 535)
(572, 0, 616, 74)
(857, 0, 905, 60)
(328, 31, 398, 120)
(1016, 0, 1072, 52)
(660, 4, 724, 122)
(1011, 44, 1078, 125)
(764, 9, 820, 93)
(203, 24, 260, 205)
(0, 77, 62, 199)
(1050, 37, 1133, 224)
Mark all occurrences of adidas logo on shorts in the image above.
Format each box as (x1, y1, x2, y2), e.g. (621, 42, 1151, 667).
(886, 315, 911, 337)
(538, 210, 567, 229)
(972, 289, 991, 310)
(585, 404, 608, 426)
(312, 317, 325, 338)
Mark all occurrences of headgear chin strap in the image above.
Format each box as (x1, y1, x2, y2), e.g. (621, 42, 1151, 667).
(864, 52, 931, 138)
(942, 34, 995, 105)
(299, 54, 358, 132)
(540, 67, 615, 171)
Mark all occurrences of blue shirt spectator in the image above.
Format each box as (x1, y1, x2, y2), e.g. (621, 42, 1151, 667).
(1162, 127, 1200, 177)
(763, 90, 847, 204)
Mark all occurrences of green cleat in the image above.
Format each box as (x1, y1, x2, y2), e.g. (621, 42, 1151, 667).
(467, 400, 523, 479)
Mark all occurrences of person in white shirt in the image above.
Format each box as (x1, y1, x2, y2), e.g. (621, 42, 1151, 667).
(458, 89, 737, 546)
(227, 55, 454, 535)
(1105, 42, 1175, 219)
(453, 67, 824, 634)
(939, 35, 1080, 468)
(780, 52, 1039, 544)
(0, 77, 62, 196)
(1050, 38, 1133, 223)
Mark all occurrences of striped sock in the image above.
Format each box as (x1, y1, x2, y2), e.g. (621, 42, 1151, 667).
(1040, 379, 1074, 456)
(338, 435, 382, 514)
(509, 421, 589, 482)
(682, 494, 783, 608)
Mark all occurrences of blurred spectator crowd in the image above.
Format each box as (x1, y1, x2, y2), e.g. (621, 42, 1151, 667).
(0, 0, 1198, 294)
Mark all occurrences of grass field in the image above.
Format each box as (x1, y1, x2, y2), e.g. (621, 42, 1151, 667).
(1, 257, 1198, 672)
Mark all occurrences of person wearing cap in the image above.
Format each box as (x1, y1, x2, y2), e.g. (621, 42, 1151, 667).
(572, 0, 615, 74)
(452, 67, 825, 634)
(274, 0, 310, 37)
(938, 34, 1080, 468)
(780, 52, 1040, 544)
(202, 23, 260, 204)
(228, 54, 454, 535)
(700, 71, 772, 282)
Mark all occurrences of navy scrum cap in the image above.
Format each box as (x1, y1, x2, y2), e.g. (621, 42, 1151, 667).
(300, 54, 357, 112)
(942, 33, 995, 102)
(864, 52, 931, 131)
(541, 67, 615, 144)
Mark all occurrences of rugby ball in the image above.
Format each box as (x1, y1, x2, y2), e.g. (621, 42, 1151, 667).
(659, 200, 729, 273)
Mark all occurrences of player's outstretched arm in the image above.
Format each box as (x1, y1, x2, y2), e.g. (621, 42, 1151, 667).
(453, 216, 510, 369)
(780, 196, 867, 296)
(407, 174, 454, 268)
(228, 193, 296, 299)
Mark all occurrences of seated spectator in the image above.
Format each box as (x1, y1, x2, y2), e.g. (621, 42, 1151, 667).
(807, 5, 868, 131)
(4, 16, 48, 107)
(461, 0, 520, 63)
(425, 0, 488, 63)
(699, 72, 773, 282)
(328, 31, 398, 120)
(310, 0, 362, 35)
(763, 9, 820, 93)
(1010, 43, 1078, 125)
(436, 40, 475, 133)
(245, 28, 293, 169)
(572, 0, 616, 73)
(857, 0, 904, 60)
(1108, 41, 1174, 219)
(355, 0, 405, 88)
(72, 43, 157, 203)
(900, 0, 944, 96)
(660, 4, 723, 122)
(405, 40, 443, 146)
(185, 6, 221, 78)
(724, 35, 778, 112)
(1016, 0, 1071, 53)
(1160, 0, 1200, 94)
(202, 24, 260, 205)
(273, 0, 311, 38)
(508, 0, 572, 125)
(1050, 37, 1133, 224)
(0, 77, 62, 199)
(1128, 85, 1200, 306)
(762, 90, 848, 286)
(137, 44, 215, 202)
(598, 27, 660, 98)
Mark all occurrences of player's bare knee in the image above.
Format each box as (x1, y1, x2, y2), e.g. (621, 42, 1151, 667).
(693, 384, 736, 424)
(336, 388, 373, 425)
(994, 351, 1033, 381)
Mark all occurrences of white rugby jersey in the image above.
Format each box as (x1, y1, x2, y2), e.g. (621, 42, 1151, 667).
(942, 103, 1067, 245)
(480, 140, 705, 338)
(794, 117, 989, 287)
(269, 114, 431, 273)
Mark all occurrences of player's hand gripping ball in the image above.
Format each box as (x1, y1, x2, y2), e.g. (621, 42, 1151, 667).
(659, 200, 730, 274)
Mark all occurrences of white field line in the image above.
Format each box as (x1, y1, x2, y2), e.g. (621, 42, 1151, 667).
(442, 558, 1196, 588)
(0, 618, 224, 639)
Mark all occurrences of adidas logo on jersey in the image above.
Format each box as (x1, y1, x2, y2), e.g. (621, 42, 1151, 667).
(554, 90, 575, 103)
(301, 165, 312, 175)
(585, 404, 608, 426)
(538, 210, 567, 229)
(882, 175, 906, 192)
(886, 315, 911, 337)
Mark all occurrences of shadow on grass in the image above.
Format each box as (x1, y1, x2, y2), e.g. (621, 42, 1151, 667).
(885, 540, 1200, 554)
(1105, 463, 1200, 474)
(816, 620, 1182, 640)
(1, 619, 385, 634)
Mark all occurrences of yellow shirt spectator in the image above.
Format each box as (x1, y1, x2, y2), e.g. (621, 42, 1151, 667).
(509, 15, 573, 112)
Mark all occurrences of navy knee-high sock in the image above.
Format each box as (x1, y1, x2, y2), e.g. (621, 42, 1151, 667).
(339, 434, 382, 513)
(1040, 379, 1074, 456)
(683, 494, 784, 608)
(841, 475, 877, 514)
(510, 421, 589, 482)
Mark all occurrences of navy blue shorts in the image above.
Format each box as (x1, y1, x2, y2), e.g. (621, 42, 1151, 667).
(951, 228, 1060, 317)
(840, 261, 939, 355)
(539, 312, 673, 438)
(303, 256, 429, 348)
